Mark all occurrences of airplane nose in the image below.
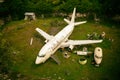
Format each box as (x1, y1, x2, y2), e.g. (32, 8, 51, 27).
(35, 57, 43, 64)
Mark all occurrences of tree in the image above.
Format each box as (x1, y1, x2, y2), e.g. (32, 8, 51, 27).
(60, 0, 80, 12)
(0, 0, 29, 20)
(0, 2, 9, 17)
(35, 0, 53, 14)
(100, 0, 120, 16)
(78, 0, 92, 13)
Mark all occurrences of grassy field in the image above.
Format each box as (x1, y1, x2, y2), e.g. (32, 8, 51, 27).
(2, 18, 120, 80)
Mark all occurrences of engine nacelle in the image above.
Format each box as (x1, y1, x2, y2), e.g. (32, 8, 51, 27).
(69, 45, 74, 50)
(45, 40, 48, 43)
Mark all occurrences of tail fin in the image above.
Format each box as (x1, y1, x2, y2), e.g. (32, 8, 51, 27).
(70, 8, 76, 23)
(64, 8, 87, 25)
(64, 8, 76, 24)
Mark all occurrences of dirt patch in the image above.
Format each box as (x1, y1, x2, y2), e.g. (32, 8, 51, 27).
(48, 27, 61, 35)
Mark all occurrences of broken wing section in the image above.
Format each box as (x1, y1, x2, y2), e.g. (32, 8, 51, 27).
(35, 28, 53, 42)
(61, 40, 103, 49)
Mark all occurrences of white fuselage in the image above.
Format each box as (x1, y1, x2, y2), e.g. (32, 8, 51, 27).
(35, 23, 74, 64)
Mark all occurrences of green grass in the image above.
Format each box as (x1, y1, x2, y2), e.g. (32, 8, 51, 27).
(2, 18, 120, 80)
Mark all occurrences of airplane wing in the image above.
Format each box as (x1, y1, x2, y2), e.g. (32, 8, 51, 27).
(35, 28, 53, 41)
(51, 55, 61, 65)
(61, 40, 103, 47)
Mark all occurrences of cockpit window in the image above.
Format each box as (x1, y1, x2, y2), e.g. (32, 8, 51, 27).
(38, 54, 45, 57)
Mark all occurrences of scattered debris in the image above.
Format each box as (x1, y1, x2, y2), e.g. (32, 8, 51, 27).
(109, 38, 114, 42)
(76, 51, 92, 56)
(83, 47, 87, 52)
(74, 47, 92, 56)
(24, 12, 36, 21)
(72, 58, 75, 62)
(30, 37, 33, 45)
(94, 13, 100, 23)
(63, 51, 70, 58)
(87, 32, 106, 40)
(58, 76, 61, 79)
(99, 32, 106, 39)
(94, 47, 103, 67)
(79, 58, 87, 65)
(13, 51, 20, 55)
(87, 32, 99, 40)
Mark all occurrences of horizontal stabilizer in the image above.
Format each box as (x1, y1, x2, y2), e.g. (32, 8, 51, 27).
(64, 18, 70, 24)
(75, 21, 87, 26)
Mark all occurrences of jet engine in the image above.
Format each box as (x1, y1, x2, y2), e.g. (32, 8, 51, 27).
(69, 45, 74, 50)
(45, 40, 48, 43)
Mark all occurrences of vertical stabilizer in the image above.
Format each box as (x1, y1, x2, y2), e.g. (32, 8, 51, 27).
(70, 8, 76, 23)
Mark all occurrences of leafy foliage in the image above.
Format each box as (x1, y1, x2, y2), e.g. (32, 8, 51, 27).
(0, 37, 11, 74)
(0, 0, 119, 20)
